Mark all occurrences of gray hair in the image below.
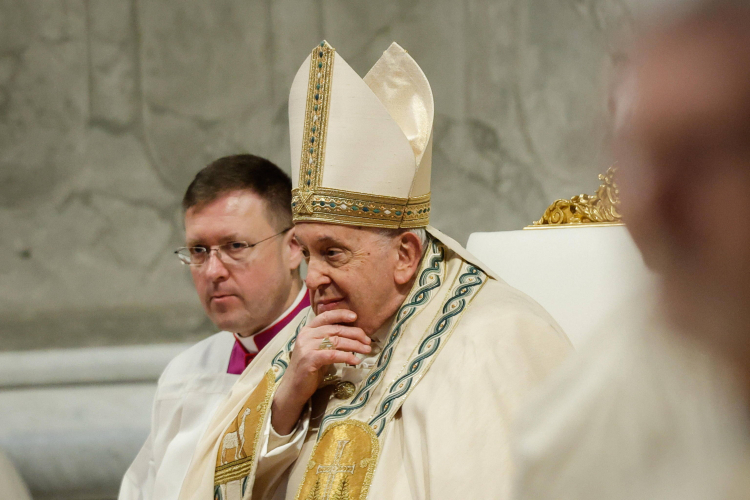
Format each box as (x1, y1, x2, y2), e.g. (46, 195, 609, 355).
(371, 227, 429, 255)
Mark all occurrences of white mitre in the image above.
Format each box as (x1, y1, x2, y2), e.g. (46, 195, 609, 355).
(289, 41, 434, 228)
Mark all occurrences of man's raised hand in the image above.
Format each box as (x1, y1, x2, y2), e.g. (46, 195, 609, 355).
(270, 309, 371, 435)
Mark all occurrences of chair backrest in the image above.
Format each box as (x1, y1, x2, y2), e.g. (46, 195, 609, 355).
(466, 224, 652, 347)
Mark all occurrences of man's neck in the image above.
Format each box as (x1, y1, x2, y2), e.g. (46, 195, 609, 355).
(370, 312, 397, 344)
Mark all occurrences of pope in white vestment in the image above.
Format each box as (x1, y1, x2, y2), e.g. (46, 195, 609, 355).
(119, 288, 309, 500)
(177, 41, 572, 500)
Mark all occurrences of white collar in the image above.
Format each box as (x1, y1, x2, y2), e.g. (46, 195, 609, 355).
(235, 285, 307, 353)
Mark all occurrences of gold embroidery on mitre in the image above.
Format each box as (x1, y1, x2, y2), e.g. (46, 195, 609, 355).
(295, 420, 379, 500)
(295, 41, 335, 219)
(292, 188, 431, 229)
(401, 192, 431, 228)
(214, 370, 275, 486)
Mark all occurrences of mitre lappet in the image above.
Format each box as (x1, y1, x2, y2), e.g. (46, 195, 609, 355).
(290, 40, 433, 228)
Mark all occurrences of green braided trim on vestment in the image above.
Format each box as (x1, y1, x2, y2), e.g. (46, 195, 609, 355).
(368, 264, 486, 435)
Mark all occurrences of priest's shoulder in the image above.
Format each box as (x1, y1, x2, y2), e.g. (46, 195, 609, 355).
(159, 331, 236, 383)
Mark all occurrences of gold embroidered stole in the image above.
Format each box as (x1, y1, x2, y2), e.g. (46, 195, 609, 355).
(213, 371, 276, 500)
(213, 238, 488, 500)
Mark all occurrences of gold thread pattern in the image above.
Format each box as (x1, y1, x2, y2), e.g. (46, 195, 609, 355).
(294, 420, 379, 500)
(292, 188, 431, 229)
(530, 166, 622, 227)
(214, 370, 276, 487)
(296, 41, 335, 216)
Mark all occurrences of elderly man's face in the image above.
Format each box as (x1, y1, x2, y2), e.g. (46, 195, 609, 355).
(295, 223, 419, 336)
(617, 18, 750, 351)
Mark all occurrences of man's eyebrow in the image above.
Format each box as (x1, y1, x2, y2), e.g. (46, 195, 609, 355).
(315, 236, 341, 245)
(314, 235, 345, 246)
(218, 234, 243, 243)
(186, 234, 243, 247)
(293, 235, 343, 247)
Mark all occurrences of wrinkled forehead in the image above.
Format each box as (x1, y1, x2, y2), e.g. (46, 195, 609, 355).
(293, 222, 384, 247)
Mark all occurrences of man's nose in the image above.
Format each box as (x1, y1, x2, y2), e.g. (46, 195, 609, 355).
(304, 258, 330, 290)
(203, 250, 230, 281)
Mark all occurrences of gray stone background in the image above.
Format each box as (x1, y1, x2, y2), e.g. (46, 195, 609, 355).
(0, 0, 640, 352)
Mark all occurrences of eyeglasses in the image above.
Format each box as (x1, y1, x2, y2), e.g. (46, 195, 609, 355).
(175, 228, 291, 266)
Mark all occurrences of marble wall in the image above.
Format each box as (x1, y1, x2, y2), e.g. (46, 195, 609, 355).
(0, 0, 637, 351)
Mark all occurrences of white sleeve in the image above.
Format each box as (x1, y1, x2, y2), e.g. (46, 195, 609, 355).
(118, 361, 173, 500)
(251, 402, 311, 499)
(118, 389, 160, 500)
(118, 432, 154, 500)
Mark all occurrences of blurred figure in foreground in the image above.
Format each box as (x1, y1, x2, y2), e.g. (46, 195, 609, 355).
(120, 155, 308, 500)
(514, 2, 750, 499)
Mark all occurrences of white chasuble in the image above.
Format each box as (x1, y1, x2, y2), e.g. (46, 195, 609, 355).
(178, 231, 572, 500)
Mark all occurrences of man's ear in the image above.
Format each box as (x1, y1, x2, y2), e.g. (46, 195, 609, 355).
(394, 231, 423, 286)
(285, 227, 303, 271)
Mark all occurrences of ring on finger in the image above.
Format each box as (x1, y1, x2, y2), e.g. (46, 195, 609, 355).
(319, 337, 335, 350)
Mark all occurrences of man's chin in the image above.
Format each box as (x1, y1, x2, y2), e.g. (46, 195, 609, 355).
(209, 312, 247, 334)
